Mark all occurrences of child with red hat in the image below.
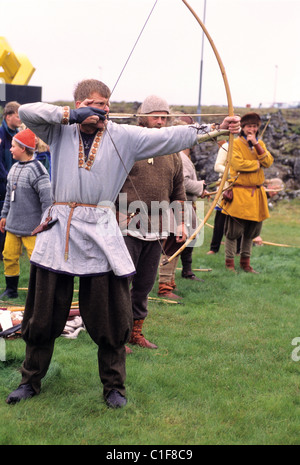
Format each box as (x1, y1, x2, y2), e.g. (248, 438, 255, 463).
(13, 128, 36, 152)
(0, 128, 52, 299)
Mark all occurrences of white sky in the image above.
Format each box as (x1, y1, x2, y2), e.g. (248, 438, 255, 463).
(1, 0, 299, 108)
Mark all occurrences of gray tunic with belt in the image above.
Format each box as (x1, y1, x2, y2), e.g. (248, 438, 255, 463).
(19, 102, 206, 277)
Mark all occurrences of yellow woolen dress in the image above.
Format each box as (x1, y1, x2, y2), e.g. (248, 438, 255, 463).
(221, 136, 274, 222)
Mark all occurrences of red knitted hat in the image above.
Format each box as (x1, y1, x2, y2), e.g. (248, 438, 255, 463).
(14, 128, 36, 150)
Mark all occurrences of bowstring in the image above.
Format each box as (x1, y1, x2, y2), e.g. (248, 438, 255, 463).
(104, 0, 159, 207)
(105, 0, 169, 254)
(110, 0, 159, 97)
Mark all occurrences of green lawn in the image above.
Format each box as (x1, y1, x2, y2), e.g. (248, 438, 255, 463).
(1, 199, 300, 445)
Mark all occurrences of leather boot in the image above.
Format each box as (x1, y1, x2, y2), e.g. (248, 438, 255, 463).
(129, 319, 158, 349)
(158, 283, 182, 300)
(158, 255, 180, 297)
(158, 290, 182, 300)
(0, 276, 19, 299)
(240, 256, 259, 274)
(225, 258, 235, 271)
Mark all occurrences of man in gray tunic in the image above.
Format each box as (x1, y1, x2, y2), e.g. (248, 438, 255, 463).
(5, 79, 240, 408)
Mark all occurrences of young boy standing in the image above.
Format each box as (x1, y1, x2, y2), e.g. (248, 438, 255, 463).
(0, 129, 52, 299)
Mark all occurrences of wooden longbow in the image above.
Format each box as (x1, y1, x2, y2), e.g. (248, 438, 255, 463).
(162, 0, 235, 265)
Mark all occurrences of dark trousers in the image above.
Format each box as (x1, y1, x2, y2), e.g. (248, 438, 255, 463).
(180, 246, 193, 274)
(20, 265, 132, 399)
(162, 234, 195, 274)
(209, 209, 226, 253)
(124, 236, 162, 321)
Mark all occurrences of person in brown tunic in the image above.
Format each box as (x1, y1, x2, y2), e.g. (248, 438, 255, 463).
(117, 95, 188, 350)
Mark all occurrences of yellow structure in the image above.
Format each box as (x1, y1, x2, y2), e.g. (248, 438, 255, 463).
(0, 37, 35, 85)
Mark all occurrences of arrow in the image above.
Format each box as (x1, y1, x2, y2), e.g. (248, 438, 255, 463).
(109, 112, 230, 119)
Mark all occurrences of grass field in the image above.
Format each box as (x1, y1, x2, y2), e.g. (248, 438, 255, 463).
(0, 199, 300, 445)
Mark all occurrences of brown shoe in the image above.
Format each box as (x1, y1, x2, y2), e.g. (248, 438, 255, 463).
(240, 257, 259, 274)
(206, 250, 216, 255)
(129, 319, 158, 349)
(131, 336, 158, 349)
(225, 258, 236, 271)
(158, 291, 182, 300)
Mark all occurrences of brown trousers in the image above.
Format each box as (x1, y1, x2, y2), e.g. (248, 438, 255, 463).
(20, 265, 132, 399)
(224, 216, 262, 259)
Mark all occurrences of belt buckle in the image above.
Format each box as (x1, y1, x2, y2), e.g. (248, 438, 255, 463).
(68, 202, 77, 208)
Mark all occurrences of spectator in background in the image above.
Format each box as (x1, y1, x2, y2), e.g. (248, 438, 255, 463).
(179, 142, 207, 281)
(35, 137, 51, 178)
(207, 140, 241, 256)
(222, 112, 273, 273)
(158, 114, 207, 291)
(0, 101, 22, 258)
(0, 128, 52, 299)
(117, 95, 187, 349)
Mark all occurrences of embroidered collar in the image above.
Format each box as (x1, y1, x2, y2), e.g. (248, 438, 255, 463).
(78, 128, 105, 171)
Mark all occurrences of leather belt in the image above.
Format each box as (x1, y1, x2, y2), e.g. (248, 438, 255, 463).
(234, 184, 263, 196)
(53, 202, 105, 261)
